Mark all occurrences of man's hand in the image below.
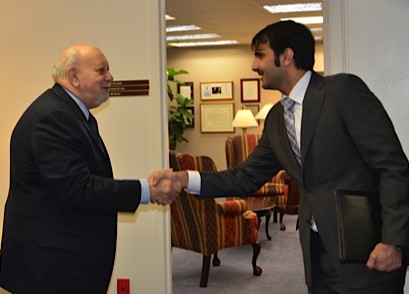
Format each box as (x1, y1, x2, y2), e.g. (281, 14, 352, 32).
(366, 243, 402, 271)
(148, 169, 184, 205)
(150, 170, 189, 190)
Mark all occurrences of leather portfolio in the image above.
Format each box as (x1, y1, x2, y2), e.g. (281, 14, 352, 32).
(335, 190, 382, 263)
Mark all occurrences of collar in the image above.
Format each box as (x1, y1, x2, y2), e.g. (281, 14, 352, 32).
(62, 87, 90, 120)
(281, 70, 312, 105)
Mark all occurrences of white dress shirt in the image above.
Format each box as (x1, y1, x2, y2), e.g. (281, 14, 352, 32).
(284, 70, 312, 148)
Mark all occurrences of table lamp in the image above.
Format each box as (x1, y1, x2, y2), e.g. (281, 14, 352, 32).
(255, 103, 273, 127)
(231, 109, 258, 136)
(255, 103, 273, 120)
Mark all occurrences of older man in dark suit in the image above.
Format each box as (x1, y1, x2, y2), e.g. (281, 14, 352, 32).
(169, 21, 409, 293)
(0, 44, 180, 293)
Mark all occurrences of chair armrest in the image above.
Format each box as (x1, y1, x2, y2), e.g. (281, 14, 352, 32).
(242, 210, 258, 222)
(242, 210, 259, 243)
(253, 182, 285, 196)
(273, 170, 288, 183)
(216, 199, 248, 216)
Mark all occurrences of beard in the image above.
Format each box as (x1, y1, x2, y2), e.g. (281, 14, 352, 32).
(86, 92, 109, 109)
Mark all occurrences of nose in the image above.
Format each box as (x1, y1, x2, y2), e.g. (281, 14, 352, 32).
(251, 58, 259, 73)
(106, 71, 114, 82)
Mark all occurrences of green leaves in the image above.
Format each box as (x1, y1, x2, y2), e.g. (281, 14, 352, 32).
(167, 67, 192, 150)
(167, 68, 188, 81)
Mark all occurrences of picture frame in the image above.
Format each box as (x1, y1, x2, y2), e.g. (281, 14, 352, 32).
(177, 81, 194, 100)
(200, 81, 233, 100)
(244, 104, 259, 117)
(240, 78, 260, 102)
(200, 103, 235, 133)
(185, 107, 194, 128)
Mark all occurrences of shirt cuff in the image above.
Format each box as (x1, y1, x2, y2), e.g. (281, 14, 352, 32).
(185, 170, 201, 195)
(139, 179, 150, 204)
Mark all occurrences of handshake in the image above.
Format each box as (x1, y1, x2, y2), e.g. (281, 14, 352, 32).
(147, 169, 188, 205)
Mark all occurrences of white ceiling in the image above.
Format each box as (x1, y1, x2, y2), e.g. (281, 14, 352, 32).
(165, 0, 323, 47)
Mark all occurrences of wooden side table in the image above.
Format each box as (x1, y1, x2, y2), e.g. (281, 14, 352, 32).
(242, 197, 276, 240)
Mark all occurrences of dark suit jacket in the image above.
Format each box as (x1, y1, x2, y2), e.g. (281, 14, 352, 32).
(200, 72, 409, 289)
(0, 84, 141, 293)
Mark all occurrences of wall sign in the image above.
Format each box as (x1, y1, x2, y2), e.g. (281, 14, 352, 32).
(109, 80, 149, 97)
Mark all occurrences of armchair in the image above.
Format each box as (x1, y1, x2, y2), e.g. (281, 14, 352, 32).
(169, 151, 262, 287)
(225, 134, 300, 232)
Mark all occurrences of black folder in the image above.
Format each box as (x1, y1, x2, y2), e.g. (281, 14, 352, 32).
(335, 190, 382, 263)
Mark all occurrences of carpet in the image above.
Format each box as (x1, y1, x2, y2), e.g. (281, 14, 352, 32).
(172, 214, 308, 293)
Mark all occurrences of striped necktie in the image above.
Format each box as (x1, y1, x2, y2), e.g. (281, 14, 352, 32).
(281, 97, 301, 165)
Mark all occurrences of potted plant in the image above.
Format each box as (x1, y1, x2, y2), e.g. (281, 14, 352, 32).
(167, 67, 194, 150)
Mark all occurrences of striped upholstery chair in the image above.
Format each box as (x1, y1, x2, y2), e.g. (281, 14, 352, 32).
(225, 134, 300, 232)
(169, 151, 262, 287)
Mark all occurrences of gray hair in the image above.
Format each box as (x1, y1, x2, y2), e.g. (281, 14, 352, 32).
(51, 46, 81, 81)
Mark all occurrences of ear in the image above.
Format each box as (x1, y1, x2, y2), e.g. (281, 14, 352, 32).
(280, 48, 295, 66)
(68, 67, 80, 87)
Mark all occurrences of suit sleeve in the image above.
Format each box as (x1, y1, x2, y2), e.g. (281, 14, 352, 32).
(200, 135, 282, 198)
(31, 109, 141, 214)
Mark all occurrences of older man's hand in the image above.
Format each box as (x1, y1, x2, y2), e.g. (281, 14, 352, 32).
(148, 169, 184, 205)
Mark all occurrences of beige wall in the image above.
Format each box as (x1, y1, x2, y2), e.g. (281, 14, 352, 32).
(167, 43, 324, 169)
(0, 1, 171, 293)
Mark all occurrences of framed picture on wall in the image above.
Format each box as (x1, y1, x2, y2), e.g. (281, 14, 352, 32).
(177, 82, 194, 100)
(200, 81, 233, 100)
(240, 78, 260, 102)
(200, 103, 235, 133)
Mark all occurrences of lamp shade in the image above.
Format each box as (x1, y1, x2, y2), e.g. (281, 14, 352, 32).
(232, 109, 258, 128)
(255, 103, 274, 120)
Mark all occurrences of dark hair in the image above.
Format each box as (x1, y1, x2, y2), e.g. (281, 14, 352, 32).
(251, 20, 315, 70)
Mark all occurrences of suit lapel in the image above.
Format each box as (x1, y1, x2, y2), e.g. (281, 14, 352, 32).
(82, 118, 110, 156)
(81, 114, 112, 176)
(301, 73, 325, 164)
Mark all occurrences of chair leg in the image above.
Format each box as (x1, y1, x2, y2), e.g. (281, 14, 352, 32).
(265, 213, 272, 240)
(257, 217, 262, 229)
(274, 207, 286, 231)
(251, 242, 262, 276)
(200, 255, 211, 287)
(212, 252, 221, 266)
(273, 207, 278, 223)
(279, 211, 286, 231)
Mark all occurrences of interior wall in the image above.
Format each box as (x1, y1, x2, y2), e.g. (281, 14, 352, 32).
(324, 0, 409, 157)
(345, 0, 409, 156)
(0, 1, 171, 293)
(167, 43, 324, 169)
